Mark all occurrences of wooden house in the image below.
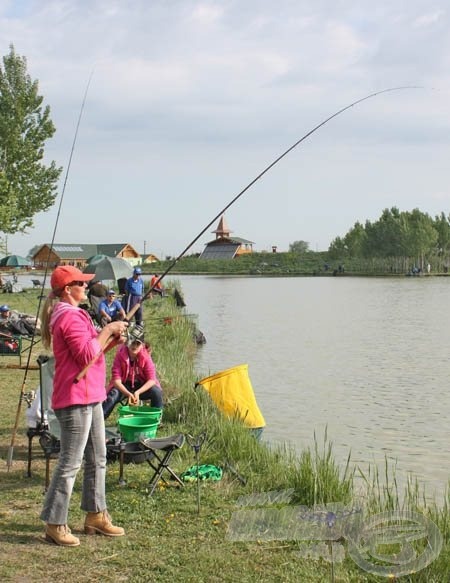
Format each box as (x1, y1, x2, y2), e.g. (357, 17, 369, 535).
(32, 243, 141, 269)
(142, 253, 159, 264)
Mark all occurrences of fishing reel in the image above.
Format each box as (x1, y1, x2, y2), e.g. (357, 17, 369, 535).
(125, 322, 145, 346)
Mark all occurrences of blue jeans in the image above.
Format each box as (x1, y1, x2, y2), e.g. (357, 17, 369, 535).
(40, 403, 107, 525)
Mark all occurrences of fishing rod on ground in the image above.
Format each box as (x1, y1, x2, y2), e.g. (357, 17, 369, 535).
(75, 85, 421, 381)
(6, 72, 94, 470)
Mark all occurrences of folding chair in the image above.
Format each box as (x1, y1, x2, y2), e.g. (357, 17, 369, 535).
(0, 334, 22, 366)
(106, 433, 185, 495)
(31, 279, 42, 289)
(26, 355, 60, 489)
(139, 434, 185, 495)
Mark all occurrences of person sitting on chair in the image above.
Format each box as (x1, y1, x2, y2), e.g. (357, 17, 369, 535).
(0, 304, 39, 336)
(150, 274, 164, 297)
(98, 290, 126, 327)
(102, 337, 163, 419)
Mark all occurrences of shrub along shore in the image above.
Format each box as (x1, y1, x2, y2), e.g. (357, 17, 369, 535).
(0, 286, 449, 582)
(154, 251, 450, 277)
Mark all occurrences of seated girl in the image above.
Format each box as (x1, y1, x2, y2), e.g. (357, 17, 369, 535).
(102, 337, 163, 419)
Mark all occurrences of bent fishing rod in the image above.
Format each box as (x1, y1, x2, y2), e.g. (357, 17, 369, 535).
(139, 86, 422, 301)
(7, 72, 94, 470)
(75, 85, 421, 381)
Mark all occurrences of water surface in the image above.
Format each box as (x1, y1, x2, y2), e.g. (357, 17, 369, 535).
(175, 275, 450, 499)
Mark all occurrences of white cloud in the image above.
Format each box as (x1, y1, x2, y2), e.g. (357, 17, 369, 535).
(190, 2, 224, 24)
(1, 0, 450, 257)
(413, 9, 445, 28)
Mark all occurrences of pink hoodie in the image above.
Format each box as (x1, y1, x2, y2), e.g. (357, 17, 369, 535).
(50, 302, 106, 409)
(110, 344, 159, 389)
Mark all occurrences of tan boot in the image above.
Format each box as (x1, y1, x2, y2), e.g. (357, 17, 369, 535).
(84, 510, 125, 537)
(45, 524, 80, 547)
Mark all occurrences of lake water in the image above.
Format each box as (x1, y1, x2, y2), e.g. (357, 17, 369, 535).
(174, 274, 450, 500)
(11, 271, 450, 499)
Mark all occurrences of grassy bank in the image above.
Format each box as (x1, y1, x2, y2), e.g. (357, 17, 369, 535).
(153, 252, 450, 277)
(0, 287, 449, 581)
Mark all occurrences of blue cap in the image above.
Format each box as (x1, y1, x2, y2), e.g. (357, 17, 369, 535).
(0, 304, 10, 312)
(107, 290, 116, 295)
(134, 267, 142, 274)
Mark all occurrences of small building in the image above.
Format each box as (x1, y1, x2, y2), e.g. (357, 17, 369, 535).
(199, 215, 254, 260)
(142, 253, 159, 264)
(32, 243, 141, 270)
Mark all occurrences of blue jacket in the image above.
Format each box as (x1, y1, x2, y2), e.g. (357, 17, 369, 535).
(125, 276, 144, 296)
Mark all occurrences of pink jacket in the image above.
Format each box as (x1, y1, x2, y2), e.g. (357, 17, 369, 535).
(110, 344, 159, 389)
(50, 302, 106, 409)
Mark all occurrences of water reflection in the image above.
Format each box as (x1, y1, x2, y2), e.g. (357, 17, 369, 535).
(176, 275, 450, 499)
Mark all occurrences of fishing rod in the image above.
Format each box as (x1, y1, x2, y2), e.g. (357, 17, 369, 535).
(6, 72, 94, 471)
(135, 86, 422, 302)
(75, 85, 421, 379)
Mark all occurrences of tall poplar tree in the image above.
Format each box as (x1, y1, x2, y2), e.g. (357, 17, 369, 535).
(0, 45, 61, 237)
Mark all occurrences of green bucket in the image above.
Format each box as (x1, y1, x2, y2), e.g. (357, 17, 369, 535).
(118, 405, 162, 423)
(118, 416, 159, 442)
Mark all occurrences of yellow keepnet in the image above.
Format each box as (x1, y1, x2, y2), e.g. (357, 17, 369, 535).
(198, 364, 265, 429)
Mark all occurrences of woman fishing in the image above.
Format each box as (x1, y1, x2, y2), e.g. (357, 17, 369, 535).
(40, 265, 128, 547)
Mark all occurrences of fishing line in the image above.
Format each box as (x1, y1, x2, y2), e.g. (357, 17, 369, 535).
(152, 86, 422, 286)
(7, 71, 94, 470)
(78, 86, 422, 378)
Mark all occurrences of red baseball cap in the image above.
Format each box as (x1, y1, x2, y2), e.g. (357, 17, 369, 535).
(51, 265, 94, 292)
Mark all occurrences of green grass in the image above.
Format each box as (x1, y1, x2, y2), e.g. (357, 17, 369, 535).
(0, 285, 449, 581)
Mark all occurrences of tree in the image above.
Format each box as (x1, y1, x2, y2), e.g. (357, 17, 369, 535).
(403, 208, 438, 266)
(363, 207, 408, 257)
(328, 236, 347, 258)
(289, 240, 309, 254)
(433, 212, 450, 253)
(343, 221, 367, 257)
(0, 45, 61, 236)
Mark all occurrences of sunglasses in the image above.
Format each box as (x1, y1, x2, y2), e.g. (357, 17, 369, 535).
(67, 281, 87, 287)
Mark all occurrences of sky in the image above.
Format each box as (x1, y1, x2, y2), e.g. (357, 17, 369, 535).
(2, 0, 450, 258)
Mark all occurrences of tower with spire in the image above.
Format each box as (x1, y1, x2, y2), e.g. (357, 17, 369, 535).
(199, 214, 254, 259)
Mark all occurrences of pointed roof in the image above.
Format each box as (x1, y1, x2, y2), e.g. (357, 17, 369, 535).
(212, 215, 232, 238)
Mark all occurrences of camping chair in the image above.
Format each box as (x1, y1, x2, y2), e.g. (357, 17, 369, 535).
(106, 434, 185, 495)
(31, 279, 42, 289)
(0, 331, 40, 368)
(139, 434, 185, 495)
(0, 334, 23, 366)
(26, 355, 60, 489)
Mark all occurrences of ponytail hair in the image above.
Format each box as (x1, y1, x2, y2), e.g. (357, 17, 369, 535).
(40, 293, 59, 350)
